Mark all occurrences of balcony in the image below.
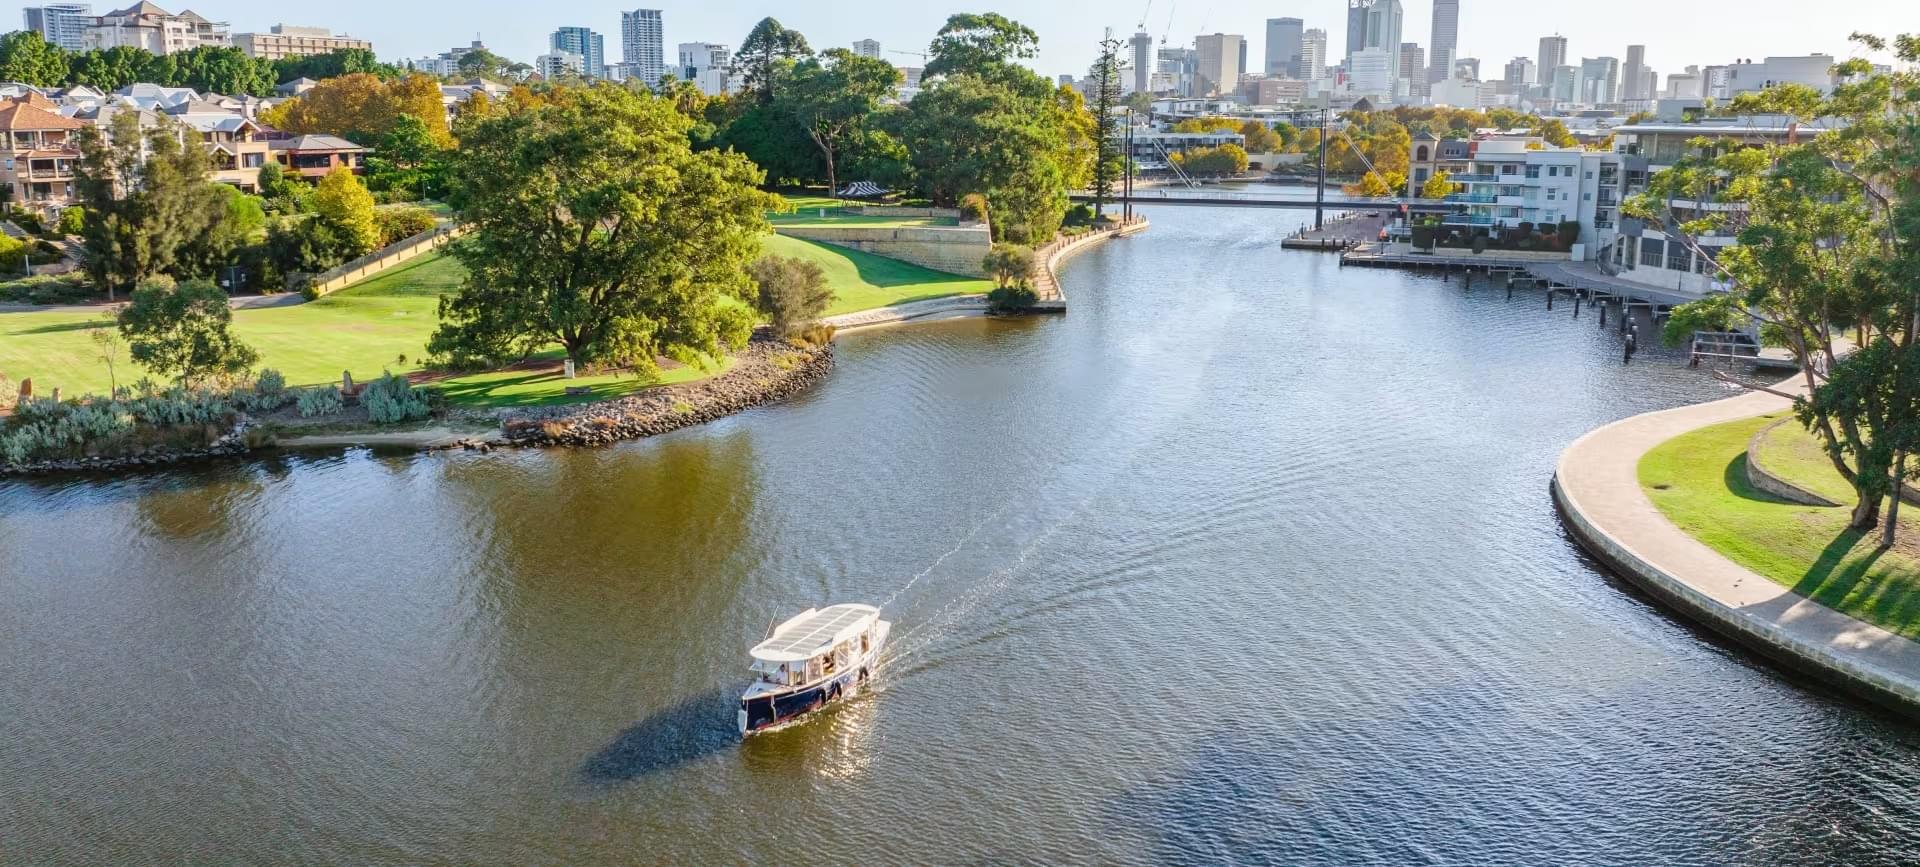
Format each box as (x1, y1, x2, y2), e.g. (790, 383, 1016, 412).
(1444, 193, 1496, 204)
(1442, 214, 1496, 227)
(1497, 195, 1530, 208)
(1449, 173, 1497, 183)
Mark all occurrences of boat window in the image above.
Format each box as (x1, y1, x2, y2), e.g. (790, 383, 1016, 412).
(821, 652, 837, 676)
(861, 631, 870, 653)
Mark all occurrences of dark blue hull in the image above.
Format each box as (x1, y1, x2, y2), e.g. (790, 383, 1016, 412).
(739, 666, 872, 734)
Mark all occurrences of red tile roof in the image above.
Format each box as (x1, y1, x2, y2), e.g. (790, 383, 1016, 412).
(0, 101, 85, 132)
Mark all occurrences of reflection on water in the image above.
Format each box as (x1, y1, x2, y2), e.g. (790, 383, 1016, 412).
(2, 205, 1917, 865)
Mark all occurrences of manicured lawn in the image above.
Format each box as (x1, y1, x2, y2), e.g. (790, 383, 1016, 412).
(1639, 414, 1920, 639)
(769, 213, 960, 228)
(762, 234, 989, 316)
(0, 234, 985, 405)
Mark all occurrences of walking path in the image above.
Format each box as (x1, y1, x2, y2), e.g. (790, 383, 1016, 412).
(1552, 374, 1920, 717)
(1031, 218, 1150, 305)
(0, 292, 304, 315)
(822, 294, 989, 331)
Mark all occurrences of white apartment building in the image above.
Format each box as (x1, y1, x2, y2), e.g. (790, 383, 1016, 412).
(853, 39, 882, 59)
(232, 25, 370, 61)
(1409, 136, 1627, 256)
(1725, 55, 1836, 96)
(83, 2, 228, 54)
(23, 5, 93, 52)
(1300, 29, 1328, 81)
(1348, 47, 1394, 99)
(621, 9, 666, 88)
(535, 51, 586, 80)
(677, 42, 732, 95)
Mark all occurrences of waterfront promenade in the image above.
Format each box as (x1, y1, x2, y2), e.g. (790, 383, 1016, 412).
(1553, 376, 1920, 717)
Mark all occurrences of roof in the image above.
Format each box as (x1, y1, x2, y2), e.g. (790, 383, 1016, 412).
(0, 101, 85, 131)
(749, 605, 879, 663)
(107, 2, 173, 18)
(274, 133, 370, 151)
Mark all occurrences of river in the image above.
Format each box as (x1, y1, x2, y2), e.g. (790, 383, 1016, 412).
(2, 205, 1916, 865)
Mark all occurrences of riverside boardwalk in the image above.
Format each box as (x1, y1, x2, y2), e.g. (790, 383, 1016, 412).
(1552, 376, 1920, 717)
(1280, 212, 1385, 251)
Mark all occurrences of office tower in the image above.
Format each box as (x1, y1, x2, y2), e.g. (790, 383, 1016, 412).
(551, 27, 605, 80)
(1300, 29, 1327, 80)
(1131, 31, 1156, 94)
(1504, 56, 1536, 85)
(1159, 46, 1198, 96)
(1428, 0, 1458, 84)
(1344, 0, 1404, 85)
(1454, 57, 1479, 80)
(853, 39, 881, 59)
(1551, 64, 1578, 104)
(1194, 33, 1245, 97)
(621, 9, 665, 87)
(1621, 45, 1646, 101)
(22, 4, 92, 51)
(1579, 56, 1619, 104)
(1538, 35, 1568, 80)
(1400, 43, 1425, 97)
(1265, 18, 1303, 77)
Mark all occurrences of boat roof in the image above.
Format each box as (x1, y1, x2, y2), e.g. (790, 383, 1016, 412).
(750, 604, 879, 663)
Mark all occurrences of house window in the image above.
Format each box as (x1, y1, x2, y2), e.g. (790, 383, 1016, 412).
(1416, 145, 1430, 161)
(1640, 238, 1665, 268)
(1501, 164, 1518, 175)
(1525, 165, 1541, 178)
(243, 153, 263, 168)
(1667, 244, 1689, 271)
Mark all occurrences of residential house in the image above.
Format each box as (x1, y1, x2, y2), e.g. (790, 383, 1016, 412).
(270, 134, 367, 178)
(83, 2, 229, 54)
(0, 95, 86, 217)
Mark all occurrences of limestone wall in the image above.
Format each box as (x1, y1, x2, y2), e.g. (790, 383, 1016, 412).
(774, 225, 992, 278)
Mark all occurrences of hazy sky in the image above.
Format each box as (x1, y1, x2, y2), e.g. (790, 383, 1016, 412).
(19, 1, 1914, 76)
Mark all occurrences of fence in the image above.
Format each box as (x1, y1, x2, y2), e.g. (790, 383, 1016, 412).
(304, 224, 465, 298)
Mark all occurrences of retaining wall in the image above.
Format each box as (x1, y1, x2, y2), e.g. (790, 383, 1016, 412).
(307, 225, 464, 298)
(1744, 419, 1842, 507)
(773, 225, 993, 278)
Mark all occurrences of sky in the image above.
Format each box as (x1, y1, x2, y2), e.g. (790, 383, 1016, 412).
(11, 1, 1914, 77)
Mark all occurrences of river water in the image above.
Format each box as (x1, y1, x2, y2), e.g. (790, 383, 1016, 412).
(3, 206, 1916, 865)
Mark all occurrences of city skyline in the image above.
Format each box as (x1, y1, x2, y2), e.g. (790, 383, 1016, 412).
(17, 0, 1906, 80)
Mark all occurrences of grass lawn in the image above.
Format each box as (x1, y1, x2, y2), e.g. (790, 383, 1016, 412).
(1639, 414, 1920, 640)
(1, 233, 985, 406)
(762, 234, 989, 316)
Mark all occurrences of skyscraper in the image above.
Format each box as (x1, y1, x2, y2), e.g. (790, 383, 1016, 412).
(1194, 33, 1245, 97)
(1345, 0, 1404, 87)
(853, 39, 882, 59)
(1579, 56, 1620, 105)
(1301, 29, 1328, 81)
(1399, 43, 1425, 97)
(1428, 0, 1458, 85)
(1130, 31, 1156, 94)
(1538, 35, 1568, 82)
(1504, 56, 1537, 86)
(1621, 44, 1646, 101)
(1266, 18, 1303, 78)
(22, 4, 92, 52)
(550, 27, 605, 80)
(621, 9, 665, 87)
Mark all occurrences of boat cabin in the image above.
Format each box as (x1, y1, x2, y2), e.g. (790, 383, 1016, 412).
(748, 604, 881, 691)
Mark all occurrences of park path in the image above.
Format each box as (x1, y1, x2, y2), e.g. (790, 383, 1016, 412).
(0, 293, 304, 316)
(1552, 372, 1920, 715)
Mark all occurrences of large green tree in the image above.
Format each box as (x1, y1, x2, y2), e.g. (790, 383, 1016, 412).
(787, 49, 903, 197)
(900, 65, 1090, 242)
(118, 279, 260, 385)
(75, 112, 228, 301)
(1086, 35, 1125, 217)
(924, 12, 1040, 84)
(0, 31, 70, 87)
(430, 86, 775, 376)
(733, 18, 812, 103)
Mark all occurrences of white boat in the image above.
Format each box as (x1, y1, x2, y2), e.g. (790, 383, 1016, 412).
(739, 604, 891, 735)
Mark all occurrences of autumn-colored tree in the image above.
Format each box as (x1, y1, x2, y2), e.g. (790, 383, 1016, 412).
(310, 167, 380, 256)
(269, 73, 450, 146)
(1419, 170, 1457, 199)
(387, 74, 454, 147)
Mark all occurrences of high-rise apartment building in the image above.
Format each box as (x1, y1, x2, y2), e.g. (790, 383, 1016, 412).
(551, 27, 606, 80)
(621, 9, 665, 87)
(853, 39, 882, 59)
(1194, 33, 1244, 97)
(1428, 0, 1458, 85)
(22, 5, 91, 51)
(1621, 45, 1647, 102)
(536, 51, 586, 80)
(84, 3, 229, 54)
(678, 42, 731, 95)
(1265, 18, 1303, 78)
(1399, 43, 1425, 97)
(1538, 35, 1568, 83)
(1130, 31, 1155, 94)
(1300, 29, 1328, 81)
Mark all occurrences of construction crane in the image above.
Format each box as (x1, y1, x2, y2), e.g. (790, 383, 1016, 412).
(1136, 0, 1153, 32)
(888, 49, 929, 62)
(1159, 1, 1177, 45)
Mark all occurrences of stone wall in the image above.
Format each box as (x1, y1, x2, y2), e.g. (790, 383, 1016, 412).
(1744, 419, 1841, 507)
(774, 225, 993, 278)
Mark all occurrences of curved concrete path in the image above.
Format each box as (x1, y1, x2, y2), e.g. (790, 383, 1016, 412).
(1552, 375, 1920, 717)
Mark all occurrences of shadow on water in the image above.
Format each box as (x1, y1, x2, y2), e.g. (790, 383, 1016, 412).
(580, 687, 739, 784)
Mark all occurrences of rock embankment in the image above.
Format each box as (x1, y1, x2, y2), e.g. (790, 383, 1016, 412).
(499, 337, 832, 448)
(1, 424, 254, 475)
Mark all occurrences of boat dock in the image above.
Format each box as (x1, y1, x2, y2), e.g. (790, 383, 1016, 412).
(1280, 212, 1387, 251)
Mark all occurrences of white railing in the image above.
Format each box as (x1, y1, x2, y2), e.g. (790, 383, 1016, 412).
(305, 223, 464, 297)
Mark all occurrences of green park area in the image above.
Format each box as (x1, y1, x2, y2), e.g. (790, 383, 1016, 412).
(1, 235, 989, 408)
(1639, 415, 1920, 639)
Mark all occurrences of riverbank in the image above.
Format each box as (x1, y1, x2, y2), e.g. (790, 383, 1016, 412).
(1552, 375, 1920, 718)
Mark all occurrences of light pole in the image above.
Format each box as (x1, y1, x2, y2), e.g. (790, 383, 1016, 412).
(1315, 97, 1329, 231)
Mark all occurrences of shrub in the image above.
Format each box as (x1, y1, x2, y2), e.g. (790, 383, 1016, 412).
(0, 273, 94, 305)
(295, 386, 344, 418)
(983, 243, 1036, 289)
(1063, 204, 1095, 227)
(373, 206, 438, 247)
(987, 284, 1039, 313)
(54, 206, 85, 238)
(360, 372, 430, 425)
(1470, 234, 1489, 254)
(958, 193, 989, 223)
(8, 209, 44, 235)
(240, 369, 291, 413)
(1001, 223, 1033, 245)
(748, 254, 834, 337)
(790, 323, 836, 348)
(1557, 221, 1581, 247)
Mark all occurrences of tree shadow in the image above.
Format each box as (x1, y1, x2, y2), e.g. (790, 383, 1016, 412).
(1721, 454, 1800, 505)
(11, 319, 108, 336)
(434, 372, 641, 408)
(579, 687, 739, 785)
(1789, 524, 1920, 637)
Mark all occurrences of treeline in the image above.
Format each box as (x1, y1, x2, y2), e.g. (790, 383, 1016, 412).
(672, 13, 1096, 243)
(0, 31, 397, 96)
